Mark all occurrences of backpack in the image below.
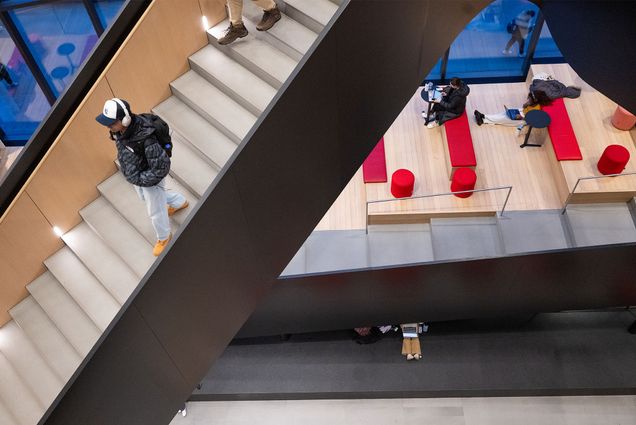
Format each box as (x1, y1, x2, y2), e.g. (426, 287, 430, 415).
(139, 113, 172, 157)
(506, 19, 517, 34)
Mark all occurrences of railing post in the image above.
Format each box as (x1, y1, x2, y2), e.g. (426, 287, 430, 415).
(561, 178, 581, 214)
(365, 202, 369, 234)
(500, 186, 512, 217)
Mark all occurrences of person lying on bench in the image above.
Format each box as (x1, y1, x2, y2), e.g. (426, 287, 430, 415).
(473, 89, 552, 135)
(425, 77, 470, 129)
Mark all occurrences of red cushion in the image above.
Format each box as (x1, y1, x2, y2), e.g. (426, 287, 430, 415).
(542, 98, 583, 161)
(391, 169, 415, 198)
(362, 138, 388, 183)
(451, 167, 477, 198)
(597, 144, 630, 175)
(444, 111, 477, 168)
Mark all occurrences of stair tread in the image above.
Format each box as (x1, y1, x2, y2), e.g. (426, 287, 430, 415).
(566, 203, 636, 247)
(171, 70, 257, 141)
(243, 2, 317, 56)
(44, 247, 120, 331)
(99, 172, 197, 244)
(0, 400, 19, 425)
(0, 352, 44, 425)
(62, 222, 139, 305)
(80, 197, 155, 278)
(9, 296, 81, 381)
(430, 217, 503, 261)
(0, 322, 63, 407)
(27, 271, 101, 356)
(154, 96, 238, 170)
(189, 44, 277, 114)
(170, 132, 219, 197)
(286, 0, 338, 26)
(208, 22, 298, 86)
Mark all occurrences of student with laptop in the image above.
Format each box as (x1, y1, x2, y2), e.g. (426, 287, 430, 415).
(473, 89, 552, 135)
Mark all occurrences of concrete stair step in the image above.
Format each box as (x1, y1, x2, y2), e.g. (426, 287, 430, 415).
(9, 296, 81, 381)
(98, 173, 196, 244)
(367, 223, 435, 267)
(304, 230, 369, 274)
(27, 272, 101, 357)
(170, 132, 219, 197)
(189, 44, 277, 115)
(80, 197, 155, 277)
(284, 0, 338, 33)
(565, 202, 636, 247)
(44, 247, 120, 331)
(243, 1, 318, 61)
(430, 217, 504, 261)
(171, 70, 257, 144)
(0, 400, 19, 425)
(208, 21, 298, 89)
(0, 321, 63, 408)
(154, 96, 238, 170)
(497, 210, 571, 254)
(0, 351, 43, 425)
(62, 222, 139, 305)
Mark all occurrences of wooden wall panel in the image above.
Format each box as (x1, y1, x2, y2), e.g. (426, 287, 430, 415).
(199, 0, 227, 27)
(105, 0, 209, 113)
(0, 193, 64, 324)
(25, 79, 117, 233)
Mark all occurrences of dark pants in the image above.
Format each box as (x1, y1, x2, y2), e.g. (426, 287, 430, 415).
(432, 104, 461, 125)
(0, 64, 14, 86)
(505, 29, 526, 54)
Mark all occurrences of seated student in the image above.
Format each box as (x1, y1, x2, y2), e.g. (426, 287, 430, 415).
(473, 89, 552, 135)
(425, 77, 470, 129)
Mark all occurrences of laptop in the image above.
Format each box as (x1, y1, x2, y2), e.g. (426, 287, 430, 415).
(401, 323, 418, 338)
(504, 105, 521, 120)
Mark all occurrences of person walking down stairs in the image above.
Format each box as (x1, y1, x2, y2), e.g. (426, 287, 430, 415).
(96, 98, 189, 256)
(218, 0, 282, 45)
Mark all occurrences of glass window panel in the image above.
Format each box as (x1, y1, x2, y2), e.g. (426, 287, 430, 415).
(0, 29, 50, 143)
(94, 0, 127, 28)
(533, 21, 563, 60)
(11, 0, 98, 97)
(423, 56, 443, 82)
(445, 0, 539, 80)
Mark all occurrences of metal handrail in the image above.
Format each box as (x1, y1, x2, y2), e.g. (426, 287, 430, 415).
(561, 171, 636, 214)
(365, 185, 513, 233)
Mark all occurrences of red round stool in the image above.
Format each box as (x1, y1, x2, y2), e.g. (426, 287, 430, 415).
(611, 106, 636, 130)
(597, 144, 630, 175)
(390, 169, 415, 198)
(451, 167, 477, 198)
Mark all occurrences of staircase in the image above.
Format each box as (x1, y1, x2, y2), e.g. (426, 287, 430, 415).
(0, 1, 340, 423)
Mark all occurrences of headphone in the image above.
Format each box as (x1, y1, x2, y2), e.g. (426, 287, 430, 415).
(112, 98, 131, 127)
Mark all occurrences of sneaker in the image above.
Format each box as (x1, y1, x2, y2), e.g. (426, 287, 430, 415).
(421, 111, 436, 120)
(153, 233, 172, 256)
(414, 354, 422, 360)
(168, 200, 189, 216)
(256, 6, 281, 31)
(218, 23, 248, 45)
(502, 49, 511, 55)
(426, 121, 440, 129)
(406, 354, 414, 361)
(474, 110, 484, 126)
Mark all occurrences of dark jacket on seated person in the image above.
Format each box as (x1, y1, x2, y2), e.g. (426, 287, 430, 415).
(433, 80, 470, 124)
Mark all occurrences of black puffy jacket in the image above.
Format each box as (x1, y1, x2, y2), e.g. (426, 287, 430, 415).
(438, 83, 470, 115)
(114, 115, 170, 187)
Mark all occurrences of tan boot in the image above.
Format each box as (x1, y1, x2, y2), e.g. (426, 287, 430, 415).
(167, 200, 189, 217)
(218, 22, 248, 45)
(153, 233, 172, 256)
(256, 6, 281, 31)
